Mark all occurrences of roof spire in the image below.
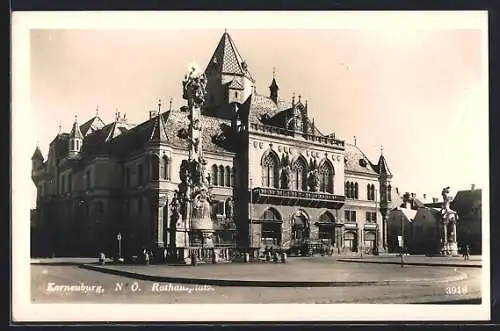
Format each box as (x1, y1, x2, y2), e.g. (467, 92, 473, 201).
(224, 28, 227, 34)
(169, 97, 173, 111)
(158, 98, 162, 113)
(380, 144, 384, 156)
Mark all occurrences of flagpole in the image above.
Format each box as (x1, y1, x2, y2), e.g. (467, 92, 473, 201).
(249, 177, 253, 257)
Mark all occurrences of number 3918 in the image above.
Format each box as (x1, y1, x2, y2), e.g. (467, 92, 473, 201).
(445, 286, 468, 295)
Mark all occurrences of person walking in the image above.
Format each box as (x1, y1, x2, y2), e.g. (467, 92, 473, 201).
(465, 244, 471, 261)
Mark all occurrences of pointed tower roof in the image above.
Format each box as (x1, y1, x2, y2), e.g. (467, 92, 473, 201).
(206, 31, 255, 82)
(69, 116, 84, 140)
(269, 77, 279, 90)
(377, 150, 392, 177)
(31, 146, 44, 160)
(148, 112, 169, 142)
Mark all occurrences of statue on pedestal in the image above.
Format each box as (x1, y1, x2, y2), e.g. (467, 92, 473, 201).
(439, 186, 459, 255)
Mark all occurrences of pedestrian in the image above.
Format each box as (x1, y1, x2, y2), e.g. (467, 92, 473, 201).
(465, 245, 471, 261)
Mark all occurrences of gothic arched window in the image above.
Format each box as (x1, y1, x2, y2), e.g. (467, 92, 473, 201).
(345, 181, 350, 197)
(262, 152, 279, 188)
(162, 156, 170, 180)
(354, 182, 359, 199)
(218, 165, 224, 186)
(225, 166, 231, 187)
(319, 161, 334, 193)
(291, 157, 308, 191)
(212, 165, 218, 186)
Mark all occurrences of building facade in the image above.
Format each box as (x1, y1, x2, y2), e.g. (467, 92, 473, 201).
(31, 31, 395, 259)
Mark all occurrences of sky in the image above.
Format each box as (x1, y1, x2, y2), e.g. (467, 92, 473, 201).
(25, 12, 489, 208)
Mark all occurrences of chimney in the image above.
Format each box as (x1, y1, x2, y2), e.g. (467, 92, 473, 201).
(411, 193, 416, 198)
(432, 197, 438, 203)
(149, 110, 158, 119)
(423, 193, 427, 201)
(471, 184, 476, 191)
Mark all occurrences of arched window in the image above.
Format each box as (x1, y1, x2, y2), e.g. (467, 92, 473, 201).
(367, 184, 371, 200)
(218, 165, 224, 186)
(160, 156, 170, 180)
(225, 166, 231, 187)
(349, 182, 354, 199)
(291, 157, 308, 191)
(345, 181, 350, 197)
(212, 165, 218, 186)
(261, 152, 279, 188)
(388, 185, 392, 201)
(230, 167, 235, 187)
(262, 208, 281, 221)
(319, 161, 334, 193)
(354, 182, 359, 199)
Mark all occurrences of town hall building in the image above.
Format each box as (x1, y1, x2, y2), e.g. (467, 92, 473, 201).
(31, 31, 395, 260)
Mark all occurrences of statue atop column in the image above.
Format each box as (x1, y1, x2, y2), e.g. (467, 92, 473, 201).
(176, 62, 214, 251)
(439, 186, 459, 256)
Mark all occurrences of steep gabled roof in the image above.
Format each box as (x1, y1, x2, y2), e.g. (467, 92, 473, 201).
(80, 115, 106, 136)
(227, 79, 244, 90)
(344, 143, 378, 175)
(451, 189, 482, 216)
(206, 31, 254, 82)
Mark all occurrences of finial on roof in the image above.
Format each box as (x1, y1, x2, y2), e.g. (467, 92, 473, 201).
(354, 136, 357, 146)
(380, 145, 384, 156)
(292, 93, 295, 105)
(158, 99, 162, 112)
(224, 28, 227, 33)
(96, 105, 99, 117)
(74, 115, 78, 123)
(273, 67, 276, 79)
(298, 94, 302, 103)
(58, 121, 62, 134)
(169, 97, 173, 111)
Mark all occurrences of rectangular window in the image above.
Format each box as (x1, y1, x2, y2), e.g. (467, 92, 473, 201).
(215, 201, 225, 216)
(344, 210, 350, 223)
(366, 212, 376, 223)
(350, 211, 356, 223)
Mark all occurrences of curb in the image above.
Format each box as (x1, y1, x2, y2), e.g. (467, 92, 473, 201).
(31, 260, 113, 266)
(81, 264, 467, 287)
(337, 259, 482, 268)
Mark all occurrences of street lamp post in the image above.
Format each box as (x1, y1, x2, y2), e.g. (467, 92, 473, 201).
(117, 232, 122, 259)
(400, 215, 405, 268)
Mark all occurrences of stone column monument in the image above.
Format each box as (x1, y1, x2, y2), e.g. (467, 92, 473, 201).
(173, 64, 214, 263)
(439, 186, 459, 256)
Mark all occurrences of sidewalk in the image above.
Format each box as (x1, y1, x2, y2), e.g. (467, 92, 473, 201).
(31, 257, 113, 266)
(338, 255, 482, 268)
(80, 257, 469, 287)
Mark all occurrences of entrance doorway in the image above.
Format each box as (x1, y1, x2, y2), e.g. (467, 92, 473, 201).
(292, 210, 310, 242)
